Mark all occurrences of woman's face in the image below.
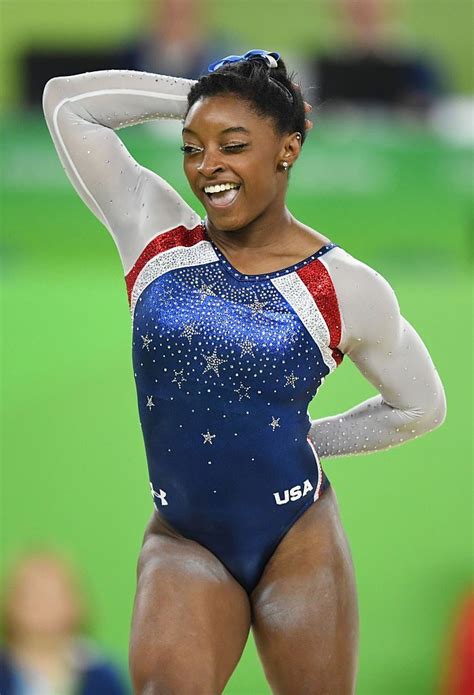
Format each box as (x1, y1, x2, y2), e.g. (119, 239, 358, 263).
(182, 94, 298, 232)
(4, 555, 82, 639)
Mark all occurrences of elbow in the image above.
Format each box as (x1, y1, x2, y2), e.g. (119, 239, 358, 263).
(396, 384, 447, 441)
(42, 76, 68, 114)
(431, 387, 447, 430)
(429, 373, 447, 430)
(42, 76, 59, 100)
(42, 78, 57, 116)
(417, 387, 447, 435)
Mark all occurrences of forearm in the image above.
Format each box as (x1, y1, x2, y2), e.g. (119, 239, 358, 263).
(43, 69, 196, 131)
(309, 391, 446, 459)
(313, 250, 447, 460)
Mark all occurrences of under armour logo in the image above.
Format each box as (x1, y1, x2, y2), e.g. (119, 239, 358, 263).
(149, 482, 168, 506)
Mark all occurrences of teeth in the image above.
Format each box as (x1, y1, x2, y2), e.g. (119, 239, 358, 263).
(204, 182, 240, 194)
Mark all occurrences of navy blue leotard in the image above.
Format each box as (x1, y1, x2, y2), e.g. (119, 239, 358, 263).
(43, 69, 447, 594)
(129, 222, 340, 590)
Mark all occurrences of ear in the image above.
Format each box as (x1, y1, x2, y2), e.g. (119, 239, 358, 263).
(278, 131, 302, 168)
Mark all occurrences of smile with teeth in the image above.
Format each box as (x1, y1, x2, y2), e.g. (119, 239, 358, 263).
(203, 182, 241, 208)
(204, 182, 240, 194)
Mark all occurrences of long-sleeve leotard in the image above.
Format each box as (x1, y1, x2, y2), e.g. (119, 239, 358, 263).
(308, 251, 446, 456)
(42, 69, 447, 463)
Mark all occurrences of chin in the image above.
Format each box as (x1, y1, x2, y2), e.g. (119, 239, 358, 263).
(207, 212, 247, 233)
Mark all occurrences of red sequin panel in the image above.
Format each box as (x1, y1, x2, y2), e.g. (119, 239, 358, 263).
(125, 224, 206, 305)
(297, 259, 344, 366)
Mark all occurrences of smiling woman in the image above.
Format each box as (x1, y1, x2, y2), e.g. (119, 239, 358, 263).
(42, 49, 446, 695)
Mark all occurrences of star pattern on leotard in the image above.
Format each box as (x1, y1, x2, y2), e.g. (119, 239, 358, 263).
(179, 321, 200, 345)
(198, 282, 217, 302)
(248, 296, 269, 315)
(284, 371, 299, 388)
(234, 383, 251, 401)
(202, 430, 216, 445)
(132, 255, 334, 500)
(238, 338, 256, 357)
(269, 416, 281, 431)
(141, 334, 153, 351)
(172, 369, 187, 389)
(202, 346, 227, 377)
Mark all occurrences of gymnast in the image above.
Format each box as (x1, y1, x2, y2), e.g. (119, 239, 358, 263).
(42, 49, 447, 694)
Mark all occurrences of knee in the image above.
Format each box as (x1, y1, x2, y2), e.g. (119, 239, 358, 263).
(134, 679, 181, 695)
(132, 676, 220, 695)
(133, 679, 190, 695)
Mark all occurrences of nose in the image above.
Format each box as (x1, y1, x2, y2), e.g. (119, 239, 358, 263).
(196, 149, 225, 177)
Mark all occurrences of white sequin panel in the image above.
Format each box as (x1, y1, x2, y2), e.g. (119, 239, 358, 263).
(271, 273, 337, 373)
(130, 241, 219, 317)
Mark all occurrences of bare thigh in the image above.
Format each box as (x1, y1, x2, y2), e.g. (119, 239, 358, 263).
(250, 486, 359, 695)
(129, 512, 251, 695)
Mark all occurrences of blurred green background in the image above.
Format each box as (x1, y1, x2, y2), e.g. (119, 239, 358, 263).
(1, 1, 473, 694)
(1, 0, 474, 109)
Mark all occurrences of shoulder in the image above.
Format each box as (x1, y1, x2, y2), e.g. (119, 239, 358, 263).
(125, 219, 210, 311)
(318, 246, 402, 354)
(320, 246, 398, 297)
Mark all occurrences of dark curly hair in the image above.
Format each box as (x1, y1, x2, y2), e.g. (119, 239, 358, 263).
(183, 55, 307, 169)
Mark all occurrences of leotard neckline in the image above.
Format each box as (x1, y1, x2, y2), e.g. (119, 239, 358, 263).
(201, 221, 339, 282)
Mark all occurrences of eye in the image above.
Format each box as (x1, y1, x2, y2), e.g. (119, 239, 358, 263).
(222, 144, 247, 152)
(180, 144, 202, 154)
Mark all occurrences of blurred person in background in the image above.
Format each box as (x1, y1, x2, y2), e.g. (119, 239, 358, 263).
(0, 549, 129, 694)
(311, 0, 446, 120)
(438, 589, 474, 695)
(116, 0, 238, 80)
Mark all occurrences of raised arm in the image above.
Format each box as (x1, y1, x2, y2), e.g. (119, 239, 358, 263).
(42, 70, 201, 273)
(309, 250, 447, 458)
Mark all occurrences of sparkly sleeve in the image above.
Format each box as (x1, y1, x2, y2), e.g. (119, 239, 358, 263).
(42, 70, 201, 273)
(308, 251, 447, 458)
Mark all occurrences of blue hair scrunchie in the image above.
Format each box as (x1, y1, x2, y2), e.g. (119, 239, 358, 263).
(207, 49, 280, 73)
(207, 49, 294, 105)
